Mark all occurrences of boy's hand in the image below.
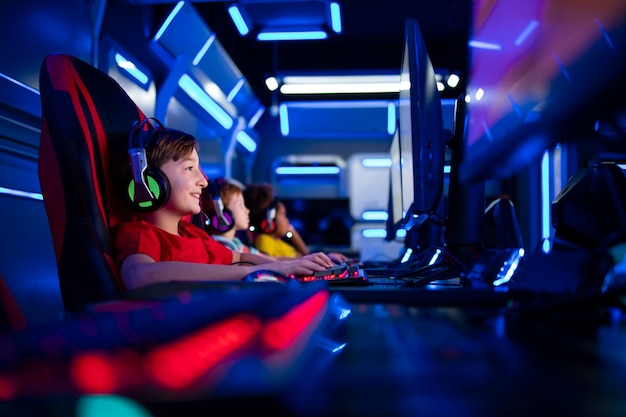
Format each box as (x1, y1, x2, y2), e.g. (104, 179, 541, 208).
(301, 252, 334, 268)
(262, 253, 333, 276)
(328, 252, 349, 264)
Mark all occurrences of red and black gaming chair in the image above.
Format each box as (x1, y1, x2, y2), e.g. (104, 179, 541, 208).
(38, 53, 145, 311)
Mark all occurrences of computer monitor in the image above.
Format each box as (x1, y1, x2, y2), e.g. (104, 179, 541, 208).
(460, 0, 626, 183)
(386, 130, 404, 241)
(445, 95, 485, 253)
(397, 18, 447, 240)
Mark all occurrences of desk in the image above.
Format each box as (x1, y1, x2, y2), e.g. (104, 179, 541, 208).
(324, 294, 626, 417)
(1, 283, 625, 417)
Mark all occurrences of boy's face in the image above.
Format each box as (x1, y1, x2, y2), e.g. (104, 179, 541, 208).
(159, 148, 207, 217)
(227, 192, 251, 232)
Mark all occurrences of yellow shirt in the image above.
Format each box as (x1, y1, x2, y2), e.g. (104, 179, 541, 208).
(254, 233, 298, 257)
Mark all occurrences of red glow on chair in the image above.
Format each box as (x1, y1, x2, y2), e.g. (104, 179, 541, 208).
(70, 352, 117, 393)
(262, 290, 329, 350)
(144, 313, 261, 389)
(0, 374, 18, 400)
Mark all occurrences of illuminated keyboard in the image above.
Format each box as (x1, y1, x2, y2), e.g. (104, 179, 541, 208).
(291, 263, 368, 285)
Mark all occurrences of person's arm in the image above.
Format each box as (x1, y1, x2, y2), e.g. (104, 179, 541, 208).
(285, 224, 310, 256)
(283, 225, 347, 263)
(238, 251, 276, 265)
(120, 252, 334, 290)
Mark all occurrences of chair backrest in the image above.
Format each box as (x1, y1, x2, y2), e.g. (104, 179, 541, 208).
(0, 271, 28, 332)
(38, 53, 145, 311)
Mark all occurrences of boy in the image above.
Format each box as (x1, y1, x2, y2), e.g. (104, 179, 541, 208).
(200, 178, 265, 255)
(112, 122, 334, 290)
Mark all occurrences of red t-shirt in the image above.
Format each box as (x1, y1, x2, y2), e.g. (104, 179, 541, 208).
(114, 220, 234, 266)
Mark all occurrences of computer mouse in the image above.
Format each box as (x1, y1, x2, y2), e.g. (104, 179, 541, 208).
(241, 270, 289, 284)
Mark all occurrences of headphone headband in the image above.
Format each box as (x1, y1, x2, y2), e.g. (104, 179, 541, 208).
(126, 117, 170, 211)
(203, 178, 235, 233)
(128, 117, 164, 150)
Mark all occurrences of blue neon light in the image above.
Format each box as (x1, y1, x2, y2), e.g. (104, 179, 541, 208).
(468, 40, 502, 50)
(228, 5, 250, 36)
(361, 229, 387, 238)
(0, 187, 43, 200)
(154, 1, 185, 41)
(361, 158, 391, 168)
(0, 72, 39, 95)
(114, 53, 149, 86)
(178, 75, 233, 129)
(227, 78, 245, 102)
(361, 211, 388, 221)
(541, 150, 551, 253)
(248, 107, 265, 128)
(236, 130, 257, 152)
(387, 102, 396, 134)
(279, 104, 289, 136)
(427, 248, 442, 266)
(515, 19, 539, 46)
(193, 34, 216, 65)
(330, 2, 342, 33)
(257, 31, 328, 41)
(493, 248, 525, 286)
(275, 166, 341, 175)
(400, 247, 413, 263)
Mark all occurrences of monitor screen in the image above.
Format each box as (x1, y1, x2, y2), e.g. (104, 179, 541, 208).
(280, 198, 352, 250)
(388, 130, 404, 228)
(398, 18, 447, 232)
(461, 0, 626, 183)
(385, 129, 405, 242)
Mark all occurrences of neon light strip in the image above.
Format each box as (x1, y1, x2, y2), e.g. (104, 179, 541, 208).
(236, 130, 257, 152)
(228, 5, 250, 36)
(361, 158, 391, 168)
(361, 229, 387, 238)
(330, 2, 342, 33)
(387, 103, 396, 134)
(279, 104, 289, 136)
(281, 82, 400, 94)
(248, 107, 265, 128)
(0, 73, 39, 95)
(257, 31, 328, 41)
(154, 1, 185, 41)
(193, 34, 216, 65)
(114, 53, 149, 85)
(0, 187, 43, 200)
(541, 151, 551, 253)
(178, 75, 233, 129)
(468, 40, 502, 50)
(362, 211, 388, 221)
(227, 78, 245, 102)
(515, 19, 539, 46)
(275, 166, 341, 175)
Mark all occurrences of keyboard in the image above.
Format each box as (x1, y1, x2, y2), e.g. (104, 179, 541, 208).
(290, 263, 369, 285)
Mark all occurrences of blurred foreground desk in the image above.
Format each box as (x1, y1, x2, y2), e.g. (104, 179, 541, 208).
(325, 296, 626, 417)
(2, 282, 626, 417)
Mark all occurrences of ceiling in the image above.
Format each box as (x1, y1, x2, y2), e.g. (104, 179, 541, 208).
(182, 0, 471, 107)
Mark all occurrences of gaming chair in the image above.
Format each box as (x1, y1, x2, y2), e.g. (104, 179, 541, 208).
(38, 53, 145, 311)
(0, 271, 28, 332)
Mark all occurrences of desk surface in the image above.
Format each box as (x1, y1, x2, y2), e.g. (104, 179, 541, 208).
(2, 281, 626, 417)
(326, 300, 626, 417)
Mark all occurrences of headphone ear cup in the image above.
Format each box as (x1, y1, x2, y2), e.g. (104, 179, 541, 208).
(260, 202, 277, 234)
(260, 217, 276, 234)
(126, 167, 170, 212)
(210, 208, 235, 233)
